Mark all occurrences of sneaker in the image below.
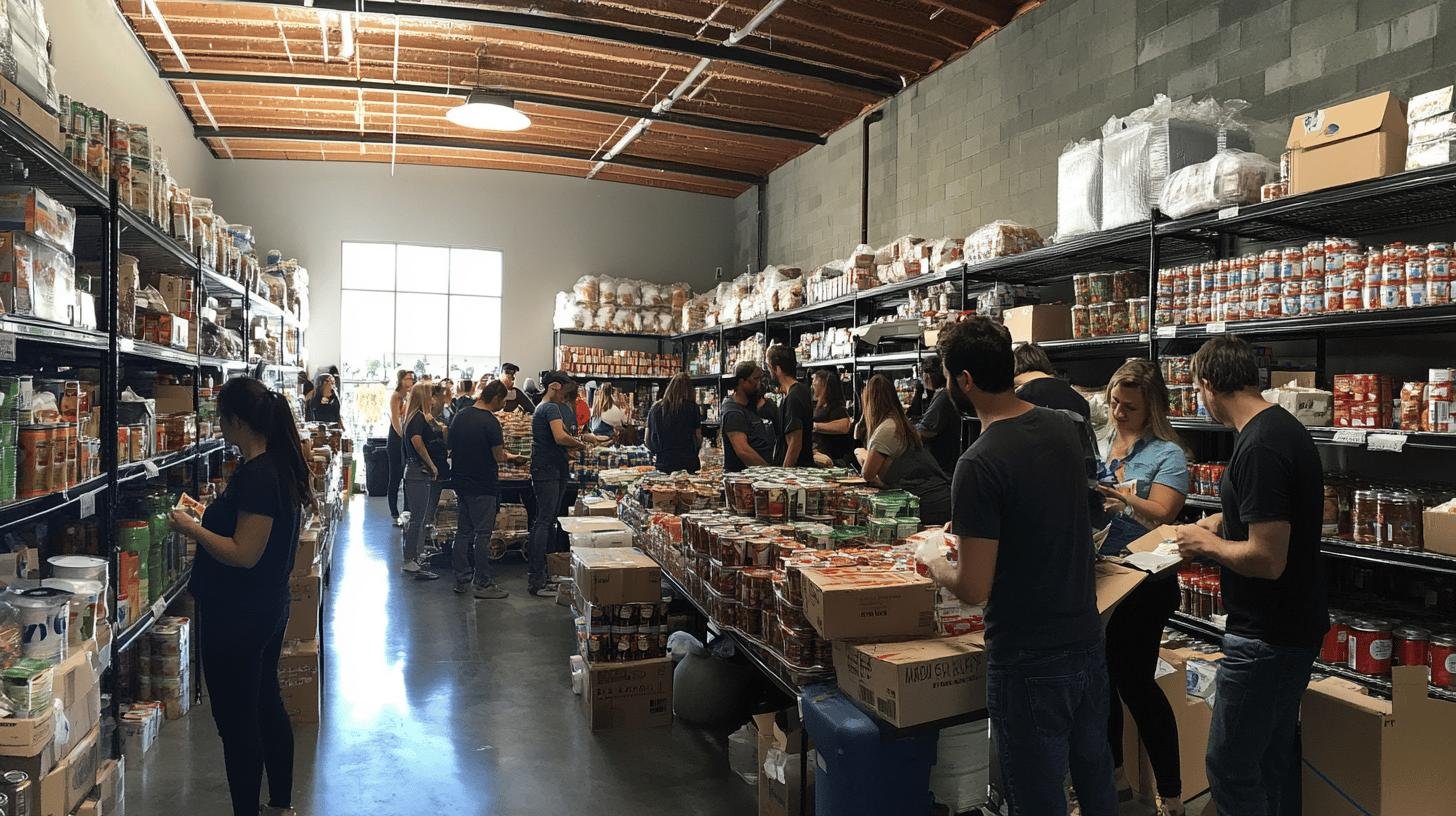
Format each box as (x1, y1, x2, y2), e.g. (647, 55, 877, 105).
(528, 584, 557, 598)
(1155, 795, 1186, 816)
(1067, 790, 1081, 816)
(473, 583, 509, 600)
(453, 580, 471, 595)
(391, 515, 403, 527)
(401, 560, 439, 580)
(260, 807, 297, 816)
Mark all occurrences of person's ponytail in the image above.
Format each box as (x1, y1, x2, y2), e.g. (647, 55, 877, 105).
(217, 377, 314, 509)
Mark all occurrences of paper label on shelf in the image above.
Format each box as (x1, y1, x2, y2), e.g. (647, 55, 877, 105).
(151, 597, 167, 620)
(1332, 429, 1368, 444)
(118, 338, 134, 353)
(1218, 205, 1239, 220)
(1206, 321, 1227, 334)
(79, 492, 95, 519)
(141, 460, 160, 478)
(1366, 433, 1407, 452)
(0, 332, 14, 362)
(1156, 326, 1176, 339)
(1138, 333, 1150, 343)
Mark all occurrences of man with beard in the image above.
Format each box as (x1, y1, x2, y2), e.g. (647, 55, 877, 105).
(721, 361, 775, 472)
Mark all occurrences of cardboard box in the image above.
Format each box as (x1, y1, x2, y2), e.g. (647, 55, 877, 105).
(1286, 92, 1407, 195)
(54, 643, 102, 755)
(1424, 505, 1456, 557)
(96, 756, 124, 816)
(1302, 666, 1456, 815)
(0, 707, 54, 756)
(1125, 646, 1217, 804)
(1002, 304, 1072, 344)
(151, 384, 194, 415)
(1269, 370, 1317, 389)
(573, 497, 618, 516)
(1094, 560, 1147, 622)
(277, 639, 320, 725)
(293, 529, 320, 577)
(756, 708, 810, 816)
(581, 656, 672, 731)
(36, 724, 98, 816)
(831, 634, 986, 728)
(285, 569, 322, 643)
(0, 74, 61, 152)
(547, 551, 573, 579)
(800, 568, 936, 641)
(572, 548, 662, 605)
(559, 516, 635, 550)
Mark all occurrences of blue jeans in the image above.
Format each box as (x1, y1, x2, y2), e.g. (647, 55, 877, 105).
(527, 476, 567, 590)
(451, 493, 499, 587)
(1206, 634, 1317, 816)
(402, 462, 442, 562)
(988, 641, 1118, 816)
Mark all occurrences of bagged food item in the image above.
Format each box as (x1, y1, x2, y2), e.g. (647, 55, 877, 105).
(595, 304, 616, 328)
(1400, 381, 1427, 431)
(681, 296, 707, 332)
(599, 275, 618, 305)
(848, 244, 876, 272)
(573, 275, 600, 306)
(1409, 86, 1455, 122)
(553, 291, 575, 329)
(963, 221, 1043, 262)
(0, 186, 77, 252)
(1158, 150, 1279, 218)
(927, 238, 964, 269)
(670, 282, 692, 311)
(616, 279, 640, 307)
(1101, 95, 1225, 229)
(1410, 113, 1456, 144)
(1056, 138, 1102, 238)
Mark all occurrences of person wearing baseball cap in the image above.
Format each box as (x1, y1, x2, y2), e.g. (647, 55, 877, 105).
(500, 363, 535, 413)
(527, 371, 585, 596)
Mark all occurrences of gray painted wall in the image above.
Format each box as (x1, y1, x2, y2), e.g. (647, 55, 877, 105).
(736, 0, 1456, 271)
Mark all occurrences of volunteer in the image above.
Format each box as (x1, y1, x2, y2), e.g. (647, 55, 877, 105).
(766, 345, 814, 467)
(928, 318, 1117, 815)
(1175, 335, 1327, 816)
(915, 356, 962, 476)
(1097, 358, 1190, 816)
(304, 373, 341, 424)
(500, 363, 534, 413)
(387, 369, 415, 525)
(721, 361, 775, 472)
(810, 369, 855, 466)
(854, 374, 952, 526)
(646, 373, 702, 473)
(448, 380, 523, 599)
(170, 376, 311, 816)
(588, 382, 619, 437)
(401, 381, 445, 581)
(527, 372, 589, 597)
(438, 378, 457, 423)
(453, 379, 476, 415)
(1013, 342, 1091, 421)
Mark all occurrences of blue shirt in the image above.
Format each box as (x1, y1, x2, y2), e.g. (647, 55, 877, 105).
(531, 400, 573, 480)
(1103, 433, 1188, 553)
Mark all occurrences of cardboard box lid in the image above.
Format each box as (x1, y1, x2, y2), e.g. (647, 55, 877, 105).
(1095, 560, 1147, 618)
(800, 567, 933, 592)
(558, 516, 630, 534)
(1287, 92, 1404, 150)
(844, 633, 984, 664)
(572, 547, 655, 570)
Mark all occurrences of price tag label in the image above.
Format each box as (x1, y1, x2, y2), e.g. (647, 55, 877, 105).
(79, 491, 95, 519)
(1205, 321, 1227, 334)
(1218, 205, 1240, 220)
(1138, 333, 1150, 343)
(1331, 429, 1368, 445)
(1156, 326, 1176, 339)
(0, 332, 14, 362)
(151, 597, 167, 620)
(118, 338, 135, 353)
(1367, 433, 1408, 453)
(142, 460, 161, 479)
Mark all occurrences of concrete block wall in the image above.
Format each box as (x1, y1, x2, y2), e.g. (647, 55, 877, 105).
(735, 0, 1456, 272)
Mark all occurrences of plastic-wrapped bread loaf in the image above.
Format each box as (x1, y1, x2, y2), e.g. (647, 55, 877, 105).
(573, 275, 599, 306)
(616, 279, 640, 307)
(598, 275, 618, 305)
(963, 221, 1044, 262)
(1158, 150, 1278, 218)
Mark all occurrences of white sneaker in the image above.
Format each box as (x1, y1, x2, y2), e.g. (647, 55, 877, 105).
(401, 559, 439, 580)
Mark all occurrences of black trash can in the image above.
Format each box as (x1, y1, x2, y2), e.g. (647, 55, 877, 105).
(363, 437, 390, 497)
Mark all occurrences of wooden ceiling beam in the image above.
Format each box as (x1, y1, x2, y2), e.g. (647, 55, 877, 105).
(921, 0, 1015, 27)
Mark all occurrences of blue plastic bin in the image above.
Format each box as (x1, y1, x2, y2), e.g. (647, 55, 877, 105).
(800, 683, 938, 816)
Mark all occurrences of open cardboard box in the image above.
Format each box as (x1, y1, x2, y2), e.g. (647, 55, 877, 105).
(558, 516, 635, 549)
(1002, 304, 1072, 344)
(1123, 644, 1222, 806)
(1423, 502, 1456, 557)
(1286, 91, 1407, 195)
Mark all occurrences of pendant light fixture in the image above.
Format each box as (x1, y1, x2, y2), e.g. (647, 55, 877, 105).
(446, 47, 531, 132)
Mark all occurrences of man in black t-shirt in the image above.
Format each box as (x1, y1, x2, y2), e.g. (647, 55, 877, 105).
(721, 361, 775, 472)
(927, 318, 1117, 816)
(766, 345, 815, 467)
(499, 363, 535, 413)
(1175, 335, 1326, 816)
(914, 357, 961, 476)
(448, 380, 526, 599)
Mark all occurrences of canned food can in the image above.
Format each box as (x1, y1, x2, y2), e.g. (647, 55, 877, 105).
(1347, 620, 1393, 676)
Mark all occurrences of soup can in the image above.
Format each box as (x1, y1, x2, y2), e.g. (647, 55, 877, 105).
(1429, 633, 1456, 689)
(1319, 613, 1349, 664)
(1347, 619, 1393, 676)
(1393, 625, 1430, 667)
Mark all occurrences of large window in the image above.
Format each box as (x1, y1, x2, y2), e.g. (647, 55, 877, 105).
(339, 242, 503, 438)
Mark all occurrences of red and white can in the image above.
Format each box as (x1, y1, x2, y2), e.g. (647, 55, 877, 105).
(1429, 634, 1456, 690)
(1347, 619, 1393, 676)
(1393, 625, 1430, 668)
(1320, 613, 1349, 664)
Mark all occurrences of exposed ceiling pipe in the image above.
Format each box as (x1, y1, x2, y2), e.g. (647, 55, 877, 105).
(339, 12, 355, 60)
(145, 0, 233, 157)
(726, 0, 787, 46)
(273, 7, 295, 65)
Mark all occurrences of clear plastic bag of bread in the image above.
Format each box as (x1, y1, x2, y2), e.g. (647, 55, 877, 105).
(927, 238, 964, 269)
(1158, 149, 1278, 218)
(640, 282, 664, 307)
(595, 304, 616, 329)
(963, 221, 1044, 262)
(598, 275, 618, 305)
(670, 282, 692, 311)
(571, 275, 597, 306)
(616, 279, 641, 307)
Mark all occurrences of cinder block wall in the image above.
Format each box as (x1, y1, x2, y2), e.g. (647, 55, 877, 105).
(734, 0, 1455, 273)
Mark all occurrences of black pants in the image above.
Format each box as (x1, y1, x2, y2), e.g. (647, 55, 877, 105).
(1106, 574, 1182, 798)
(387, 427, 405, 517)
(200, 601, 294, 816)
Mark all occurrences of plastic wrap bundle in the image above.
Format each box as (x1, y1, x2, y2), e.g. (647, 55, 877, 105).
(927, 238, 964, 269)
(848, 243, 876, 273)
(1159, 150, 1279, 218)
(1, 0, 58, 112)
(1101, 95, 1227, 230)
(1056, 139, 1102, 239)
(963, 221, 1043, 262)
(681, 295, 708, 332)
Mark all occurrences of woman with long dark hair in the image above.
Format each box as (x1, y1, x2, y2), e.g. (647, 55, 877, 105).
(387, 369, 415, 525)
(303, 373, 341, 424)
(854, 374, 952, 526)
(647, 373, 701, 473)
(170, 377, 312, 816)
(810, 369, 854, 466)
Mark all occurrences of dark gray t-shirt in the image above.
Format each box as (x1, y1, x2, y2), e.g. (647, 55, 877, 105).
(951, 406, 1100, 658)
(721, 397, 776, 472)
(916, 388, 961, 476)
(777, 381, 815, 467)
(448, 405, 504, 496)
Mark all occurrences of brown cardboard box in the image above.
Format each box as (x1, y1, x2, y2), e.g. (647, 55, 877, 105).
(572, 548, 662, 605)
(800, 568, 936, 641)
(547, 551, 573, 579)
(96, 756, 124, 815)
(581, 656, 672, 731)
(285, 568, 322, 642)
(1270, 370, 1318, 389)
(573, 497, 618, 517)
(756, 708, 811, 816)
(293, 529, 320, 577)
(1125, 645, 1218, 805)
(1423, 505, 1456, 557)
(37, 724, 98, 816)
(1286, 92, 1407, 195)
(278, 639, 320, 725)
(831, 634, 986, 728)
(0, 707, 54, 756)
(1094, 560, 1147, 622)
(54, 642, 102, 756)
(74, 796, 99, 816)
(0, 74, 61, 152)
(1002, 304, 1072, 344)
(1302, 666, 1456, 815)
(152, 383, 194, 414)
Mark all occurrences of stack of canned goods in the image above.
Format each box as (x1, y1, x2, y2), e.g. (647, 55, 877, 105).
(1321, 612, 1456, 688)
(1189, 462, 1227, 498)
(1071, 269, 1149, 339)
(1159, 355, 1205, 418)
(1155, 236, 1454, 328)
(0, 376, 16, 504)
(578, 599, 671, 664)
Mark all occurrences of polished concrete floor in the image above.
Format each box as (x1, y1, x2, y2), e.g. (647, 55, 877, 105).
(130, 494, 755, 815)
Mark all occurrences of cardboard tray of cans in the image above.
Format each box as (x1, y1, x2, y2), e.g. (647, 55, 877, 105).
(557, 346, 681, 378)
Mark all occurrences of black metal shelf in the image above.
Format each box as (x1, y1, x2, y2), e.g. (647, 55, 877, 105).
(117, 206, 197, 274)
(687, 371, 722, 380)
(800, 356, 855, 369)
(0, 315, 109, 353)
(854, 266, 956, 302)
(200, 355, 246, 371)
(121, 337, 199, 369)
(856, 350, 924, 367)
(201, 266, 247, 299)
(961, 221, 1211, 285)
(769, 292, 859, 324)
(562, 372, 671, 382)
(117, 441, 224, 483)
(1157, 303, 1456, 342)
(1319, 537, 1456, 576)
(1039, 332, 1149, 351)
(113, 566, 194, 655)
(1184, 494, 1221, 511)
(0, 475, 107, 534)
(553, 328, 670, 341)
(1171, 418, 1456, 452)
(0, 106, 107, 209)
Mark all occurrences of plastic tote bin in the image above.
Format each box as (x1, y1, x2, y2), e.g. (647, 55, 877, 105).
(800, 683, 938, 816)
(363, 438, 390, 497)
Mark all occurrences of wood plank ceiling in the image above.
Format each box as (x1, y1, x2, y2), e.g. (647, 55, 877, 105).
(117, 0, 1037, 196)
